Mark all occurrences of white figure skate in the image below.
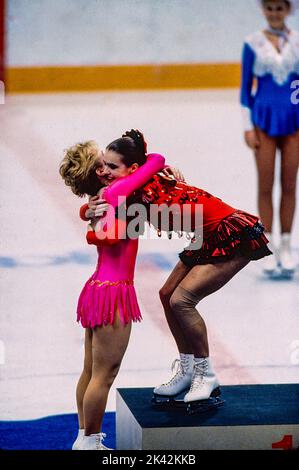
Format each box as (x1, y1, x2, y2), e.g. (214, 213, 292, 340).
(78, 432, 112, 450)
(279, 233, 296, 277)
(72, 428, 84, 450)
(263, 233, 278, 276)
(184, 358, 224, 414)
(152, 356, 193, 408)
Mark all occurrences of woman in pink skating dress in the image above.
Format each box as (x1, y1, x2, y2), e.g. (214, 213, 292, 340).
(60, 131, 165, 450)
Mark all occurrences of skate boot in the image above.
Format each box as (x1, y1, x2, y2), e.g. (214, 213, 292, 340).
(262, 233, 278, 276)
(78, 432, 113, 450)
(184, 358, 224, 414)
(72, 428, 84, 450)
(152, 354, 194, 406)
(279, 233, 296, 277)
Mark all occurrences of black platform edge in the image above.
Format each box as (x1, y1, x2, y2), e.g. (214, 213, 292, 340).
(117, 383, 299, 428)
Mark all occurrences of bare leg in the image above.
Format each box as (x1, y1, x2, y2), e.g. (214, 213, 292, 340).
(159, 261, 192, 353)
(83, 312, 131, 435)
(76, 328, 92, 429)
(254, 128, 277, 232)
(279, 130, 299, 233)
(170, 255, 250, 357)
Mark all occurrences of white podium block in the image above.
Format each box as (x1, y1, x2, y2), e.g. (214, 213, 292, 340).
(116, 384, 299, 450)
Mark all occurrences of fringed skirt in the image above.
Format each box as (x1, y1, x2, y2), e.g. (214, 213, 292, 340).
(77, 279, 142, 328)
(179, 210, 272, 267)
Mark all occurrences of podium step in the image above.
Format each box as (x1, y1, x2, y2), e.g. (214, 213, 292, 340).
(116, 384, 299, 450)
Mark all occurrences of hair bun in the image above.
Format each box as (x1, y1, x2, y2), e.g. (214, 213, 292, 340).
(122, 129, 147, 154)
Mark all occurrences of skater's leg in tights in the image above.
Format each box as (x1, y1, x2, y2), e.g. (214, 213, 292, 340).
(170, 255, 250, 357)
(159, 261, 192, 353)
(279, 130, 299, 233)
(76, 328, 92, 429)
(83, 311, 131, 435)
(254, 128, 277, 232)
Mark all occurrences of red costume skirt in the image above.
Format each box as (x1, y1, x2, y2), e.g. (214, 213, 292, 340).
(179, 210, 272, 267)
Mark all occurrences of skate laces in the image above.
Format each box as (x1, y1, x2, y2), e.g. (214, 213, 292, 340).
(95, 432, 107, 450)
(162, 359, 188, 387)
(172, 358, 180, 371)
(189, 360, 208, 392)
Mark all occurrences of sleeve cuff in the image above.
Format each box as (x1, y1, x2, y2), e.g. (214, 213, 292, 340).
(241, 106, 254, 131)
(79, 203, 90, 221)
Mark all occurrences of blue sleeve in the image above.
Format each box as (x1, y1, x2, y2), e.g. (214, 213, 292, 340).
(240, 43, 255, 109)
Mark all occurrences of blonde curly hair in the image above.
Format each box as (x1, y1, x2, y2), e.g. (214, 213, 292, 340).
(59, 140, 103, 197)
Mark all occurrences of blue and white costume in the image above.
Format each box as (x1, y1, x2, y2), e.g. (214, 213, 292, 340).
(240, 30, 299, 136)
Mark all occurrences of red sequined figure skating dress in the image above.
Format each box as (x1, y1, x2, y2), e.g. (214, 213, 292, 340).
(83, 172, 272, 267)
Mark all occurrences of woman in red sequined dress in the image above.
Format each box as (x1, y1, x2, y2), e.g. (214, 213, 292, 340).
(82, 132, 272, 406)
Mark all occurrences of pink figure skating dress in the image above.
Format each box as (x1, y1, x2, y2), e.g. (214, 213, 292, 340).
(77, 154, 165, 328)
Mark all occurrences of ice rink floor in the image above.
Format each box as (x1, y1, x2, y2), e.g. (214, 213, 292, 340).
(0, 89, 298, 420)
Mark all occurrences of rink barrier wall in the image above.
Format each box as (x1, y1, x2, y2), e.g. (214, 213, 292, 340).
(6, 63, 241, 93)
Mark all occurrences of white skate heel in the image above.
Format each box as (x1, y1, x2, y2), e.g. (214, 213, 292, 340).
(184, 358, 224, 414)
(153, 355, 193, 399)
(263, 254, 278, 275)
(262, 233, 278, 276)
(72, 428, 84, 450)
(279, 233, 296, 277)
(78, 432, 113, 450)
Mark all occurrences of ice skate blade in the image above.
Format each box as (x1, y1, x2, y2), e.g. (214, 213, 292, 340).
(186, 396, 225, 415)
(263, 268, 277, 277)
(151, 394, 187, 409)
(152, 388, 224, 414)
(280, 268, 295, 278)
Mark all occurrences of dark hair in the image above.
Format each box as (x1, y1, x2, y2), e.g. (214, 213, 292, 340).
(262, 0, 291, 8)
(106, 129, 147, 167)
